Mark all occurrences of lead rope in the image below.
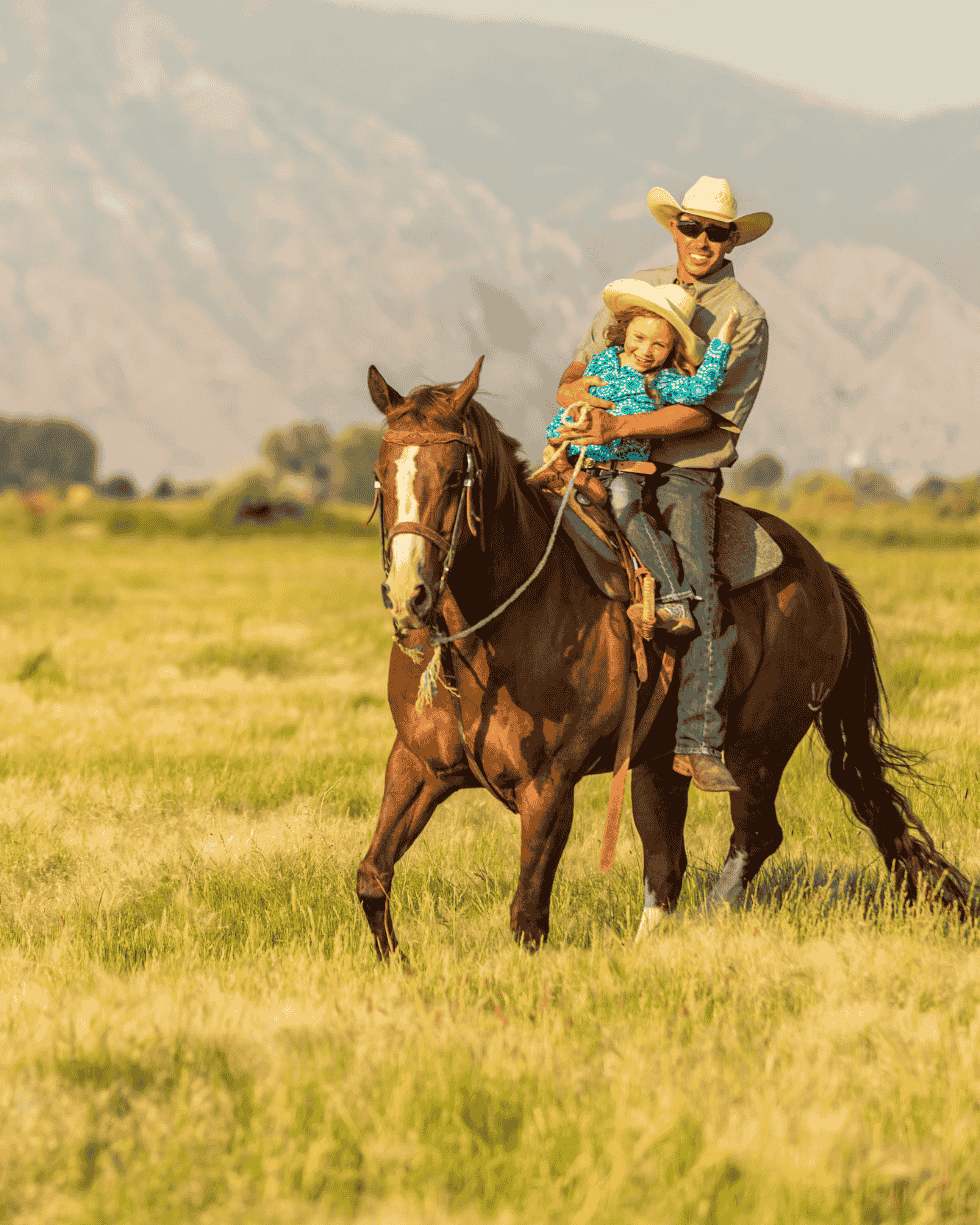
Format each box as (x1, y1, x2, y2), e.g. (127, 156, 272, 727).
(415, 441, 587, 711)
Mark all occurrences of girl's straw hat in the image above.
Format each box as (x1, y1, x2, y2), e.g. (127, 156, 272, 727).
(601, 279, 706, 365)
(647, 176, 773, 246)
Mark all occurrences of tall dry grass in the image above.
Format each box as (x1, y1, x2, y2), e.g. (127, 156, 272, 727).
(0, 510, 978, 1223)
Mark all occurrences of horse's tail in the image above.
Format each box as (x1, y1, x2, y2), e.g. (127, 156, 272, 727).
(813, 564, 976, 919)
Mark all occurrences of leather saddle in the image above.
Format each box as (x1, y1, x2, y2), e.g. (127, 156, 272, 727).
(534, 464, 783, 606)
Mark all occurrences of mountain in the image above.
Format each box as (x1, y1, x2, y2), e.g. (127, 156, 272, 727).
(0, 0, 976, 489)
(148, 1, 980, 305)
(0, 0, 594, 480)
(734, 240, 980, 489)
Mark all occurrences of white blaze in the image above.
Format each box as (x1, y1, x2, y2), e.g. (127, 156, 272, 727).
(388, 446, 426, 611)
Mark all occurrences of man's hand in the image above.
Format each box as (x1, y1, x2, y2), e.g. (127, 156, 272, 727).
(557, 407, 620, 449)
(556, 368, 614, 411)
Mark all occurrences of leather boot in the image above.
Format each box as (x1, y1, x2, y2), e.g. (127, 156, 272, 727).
(672, 753, 740, 792)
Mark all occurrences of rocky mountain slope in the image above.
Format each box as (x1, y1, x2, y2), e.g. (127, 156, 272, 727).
(0, 0, 976, 488)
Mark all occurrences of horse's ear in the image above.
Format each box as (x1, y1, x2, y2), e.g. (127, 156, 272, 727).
(367, 366, 404, 417)
(453, 356, 484, 414)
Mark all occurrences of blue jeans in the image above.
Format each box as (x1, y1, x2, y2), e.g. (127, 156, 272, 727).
(600, 466, 734, 759)
(599, 471, 695, 605)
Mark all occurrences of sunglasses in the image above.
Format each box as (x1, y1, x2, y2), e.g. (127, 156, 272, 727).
(676, 217, 736, 243)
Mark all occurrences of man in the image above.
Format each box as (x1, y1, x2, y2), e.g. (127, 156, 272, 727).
(556, 176, 772, 792)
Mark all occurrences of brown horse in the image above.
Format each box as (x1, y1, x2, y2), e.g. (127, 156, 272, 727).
(357, 358, 973, 958)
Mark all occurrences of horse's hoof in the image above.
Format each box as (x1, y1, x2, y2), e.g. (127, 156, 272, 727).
(512, 928, 546, 951)
(635, 905, 670, 942)
(700, 887, 746, 920)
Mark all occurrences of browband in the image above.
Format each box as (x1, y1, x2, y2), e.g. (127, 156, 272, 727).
(382, 431, 476, 447)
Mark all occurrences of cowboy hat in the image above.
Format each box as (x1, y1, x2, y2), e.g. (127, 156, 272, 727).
(647, 176, 773, 246)
(601, 279, 706, 365)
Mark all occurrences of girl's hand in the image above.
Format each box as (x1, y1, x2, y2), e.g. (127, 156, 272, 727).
(719, 310, 740, 345)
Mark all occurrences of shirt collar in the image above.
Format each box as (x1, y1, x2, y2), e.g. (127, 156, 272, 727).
(673, 259, 735, 299)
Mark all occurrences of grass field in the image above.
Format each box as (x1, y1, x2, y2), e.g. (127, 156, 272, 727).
(1, 506, 979, 1224)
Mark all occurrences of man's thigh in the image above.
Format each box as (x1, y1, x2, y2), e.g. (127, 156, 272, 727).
(649, 467, 722, 582)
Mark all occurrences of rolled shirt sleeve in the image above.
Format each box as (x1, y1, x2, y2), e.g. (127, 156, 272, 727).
(705, 314, 768, 434)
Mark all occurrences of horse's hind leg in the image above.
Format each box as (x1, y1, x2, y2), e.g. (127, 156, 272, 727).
(631, 753, 691, 936)
(706, 734, 802, 912)
(510, 783, 574, 947)
(357, 738, 459, 960)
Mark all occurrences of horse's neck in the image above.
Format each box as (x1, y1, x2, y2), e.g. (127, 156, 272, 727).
(449, 475, 554, 622)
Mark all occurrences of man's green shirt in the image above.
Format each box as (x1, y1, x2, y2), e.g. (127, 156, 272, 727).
(572, 259, 768, 469)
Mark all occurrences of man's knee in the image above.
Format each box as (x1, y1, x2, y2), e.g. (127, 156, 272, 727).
(608, 474, 640, 520)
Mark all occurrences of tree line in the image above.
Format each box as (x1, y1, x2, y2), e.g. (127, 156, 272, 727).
(0, 419, 99, 491)
(0, 414, 383, 505)
(3, 414, 977, 518)
(260, 422, 381, 504)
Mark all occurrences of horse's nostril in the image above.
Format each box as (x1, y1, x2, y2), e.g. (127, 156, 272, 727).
(407, 583, 432, 617)
(380, 583, 394, 610)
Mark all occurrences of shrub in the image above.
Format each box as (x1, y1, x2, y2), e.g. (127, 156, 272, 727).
(733, 452, 784, 491)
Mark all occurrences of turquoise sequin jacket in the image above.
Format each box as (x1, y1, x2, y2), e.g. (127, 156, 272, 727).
(546, 337, 731, 464)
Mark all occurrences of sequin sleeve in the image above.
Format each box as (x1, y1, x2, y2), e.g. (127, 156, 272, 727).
(654, 338, 731, 406)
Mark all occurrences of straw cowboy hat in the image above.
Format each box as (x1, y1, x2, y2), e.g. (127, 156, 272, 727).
(647, 176, 773, 246)
(602, 279, 706, 365)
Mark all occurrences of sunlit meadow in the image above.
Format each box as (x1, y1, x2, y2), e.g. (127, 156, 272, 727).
(1, 501, 979, 1224)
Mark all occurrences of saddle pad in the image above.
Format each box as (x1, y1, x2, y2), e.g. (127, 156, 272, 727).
(547, 493, 783, 603)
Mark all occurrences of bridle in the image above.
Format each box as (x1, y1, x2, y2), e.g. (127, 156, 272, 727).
(367, 409, 586, 811)
(367, 422, 484, 598)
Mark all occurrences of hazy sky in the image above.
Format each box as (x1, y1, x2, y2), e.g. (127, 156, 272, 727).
(338, 0, 980, 119)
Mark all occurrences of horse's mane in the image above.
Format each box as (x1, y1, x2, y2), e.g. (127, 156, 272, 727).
(395, 381, 552, 533)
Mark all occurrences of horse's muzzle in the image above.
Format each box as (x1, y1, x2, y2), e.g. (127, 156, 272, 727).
(382, 579, 434, 630)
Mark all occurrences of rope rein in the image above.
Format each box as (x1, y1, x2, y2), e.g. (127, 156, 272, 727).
(412, 406, 590, 709)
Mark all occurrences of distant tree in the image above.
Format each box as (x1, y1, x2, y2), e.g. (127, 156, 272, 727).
(918, 473, 980, 520)
(152, 477, 176, 499)
(261, 422, 334, 502)
(336, 425, 384, 505)
(729, 452, 783, 494)
(789, 470, 855, 510)
(99, 475, 138, 499)
(912, 475, 958, 502)
(0, 418, 99, 490)
(851, 467, 904, 504)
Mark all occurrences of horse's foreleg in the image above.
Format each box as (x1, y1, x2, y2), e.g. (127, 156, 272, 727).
(630, 753, 691, 937)
(510, 781, 575, 948)
(357, 738, 459, 960)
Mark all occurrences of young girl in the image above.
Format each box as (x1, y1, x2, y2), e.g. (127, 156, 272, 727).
(544, 279, 738, 636)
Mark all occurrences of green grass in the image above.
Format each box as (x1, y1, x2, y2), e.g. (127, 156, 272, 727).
(0, 511, 978, 1224)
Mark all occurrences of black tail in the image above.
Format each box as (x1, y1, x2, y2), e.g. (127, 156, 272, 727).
(814, 565, 976, 919)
